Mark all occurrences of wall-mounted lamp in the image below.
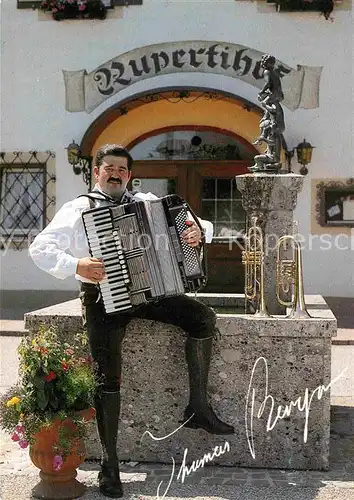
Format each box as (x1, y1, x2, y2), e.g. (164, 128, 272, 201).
(283, 138, 314, 176)
(296, 139, 315, 176)
(66, 140, 92, 190)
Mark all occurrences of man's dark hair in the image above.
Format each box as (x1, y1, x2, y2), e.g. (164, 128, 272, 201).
(95, 144, 133, 171)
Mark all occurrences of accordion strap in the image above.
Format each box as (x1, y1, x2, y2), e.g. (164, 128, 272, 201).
(77, 189, 136, 208)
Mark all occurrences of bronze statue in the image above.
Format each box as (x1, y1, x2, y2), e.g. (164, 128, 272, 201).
(249, 55, 286, 174)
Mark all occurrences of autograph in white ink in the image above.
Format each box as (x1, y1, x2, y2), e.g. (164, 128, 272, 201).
(141, 414, 230, 499)
(245, 356, 348, 460)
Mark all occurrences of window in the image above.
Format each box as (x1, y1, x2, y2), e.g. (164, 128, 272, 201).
(130, 130, 254, 161)
(316, 179, 354, 228)
(201, 178, 245, 238)
(0, 152, 56, 250)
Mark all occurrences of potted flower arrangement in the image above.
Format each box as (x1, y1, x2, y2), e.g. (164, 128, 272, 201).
(40, 0, 107, 21)
(0, 326, 99, 500)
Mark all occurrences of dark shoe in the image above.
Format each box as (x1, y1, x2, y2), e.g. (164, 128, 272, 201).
(183, 404, 234, 435)
(98, 464, 123, 498)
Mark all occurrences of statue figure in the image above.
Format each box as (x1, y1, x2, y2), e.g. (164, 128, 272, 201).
(249, 54, 286, 174)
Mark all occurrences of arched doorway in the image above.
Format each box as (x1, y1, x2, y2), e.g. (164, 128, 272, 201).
(128, 127, 255, 292)
(82, 89, 261, 292)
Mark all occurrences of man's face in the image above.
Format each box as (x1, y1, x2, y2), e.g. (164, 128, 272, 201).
(93, 155, 131, 199)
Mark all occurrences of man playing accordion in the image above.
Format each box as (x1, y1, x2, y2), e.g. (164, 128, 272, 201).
(29, 143, 234, 498)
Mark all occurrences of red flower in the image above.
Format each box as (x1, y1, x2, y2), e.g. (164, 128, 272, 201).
(65, 348, 74, 356)
(61, 361, 69, 372)
(44, 371, 57, 382)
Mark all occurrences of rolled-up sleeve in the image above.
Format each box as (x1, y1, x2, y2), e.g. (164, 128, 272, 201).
(28, 199, 87, 280)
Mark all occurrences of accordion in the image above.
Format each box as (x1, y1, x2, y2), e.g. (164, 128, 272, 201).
(82, 194, 207, 314)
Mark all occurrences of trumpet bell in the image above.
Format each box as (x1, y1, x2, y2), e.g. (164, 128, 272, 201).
(275, 233, 312, 319)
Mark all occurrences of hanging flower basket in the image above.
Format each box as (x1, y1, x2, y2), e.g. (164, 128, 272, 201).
(40, 0, 107, 21)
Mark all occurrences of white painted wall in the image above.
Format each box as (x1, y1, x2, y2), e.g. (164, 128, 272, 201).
(1, 0, 353, 296)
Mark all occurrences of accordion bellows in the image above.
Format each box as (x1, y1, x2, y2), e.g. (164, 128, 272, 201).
(82, 195, 207, 314)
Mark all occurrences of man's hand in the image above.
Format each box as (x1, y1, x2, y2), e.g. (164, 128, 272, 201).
(181, 221, 202, 248)
(76, 257, 106, 282)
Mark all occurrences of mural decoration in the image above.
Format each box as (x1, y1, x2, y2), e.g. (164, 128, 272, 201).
(62, 41, 322, 113)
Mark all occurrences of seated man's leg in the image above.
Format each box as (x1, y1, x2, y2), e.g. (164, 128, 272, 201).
(133, 295, 234, 435)
(80, 284, 130, 498)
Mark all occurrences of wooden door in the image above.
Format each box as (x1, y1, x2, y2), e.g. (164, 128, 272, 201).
(130, 160, 249, 293)
(186, 161, 248, 293)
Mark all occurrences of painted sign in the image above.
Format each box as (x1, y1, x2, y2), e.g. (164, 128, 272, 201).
(63, 41, 322, 113)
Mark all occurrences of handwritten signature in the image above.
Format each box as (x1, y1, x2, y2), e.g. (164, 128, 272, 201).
(245, 356, 348, 460)
(141, 415, 230, 499)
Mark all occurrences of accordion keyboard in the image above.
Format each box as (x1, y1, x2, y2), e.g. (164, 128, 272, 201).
(169, 205, 203, 278)
(82, 208, 132, 314)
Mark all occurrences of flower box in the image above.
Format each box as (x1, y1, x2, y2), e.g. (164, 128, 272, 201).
(40, 0, 107, 20)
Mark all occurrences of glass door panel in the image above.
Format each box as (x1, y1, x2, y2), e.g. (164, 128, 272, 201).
(200, 177, 245, 239)
(187, 163, 248, 293)
(130, 178, 176, 197)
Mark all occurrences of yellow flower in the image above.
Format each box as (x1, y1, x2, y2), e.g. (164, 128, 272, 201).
(6, 397, 20, 407)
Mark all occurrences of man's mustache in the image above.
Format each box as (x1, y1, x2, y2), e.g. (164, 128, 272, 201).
(108, 177, 121, 184)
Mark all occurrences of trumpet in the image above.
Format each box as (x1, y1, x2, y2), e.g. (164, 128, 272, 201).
(242, 217, 270, 317)
(276, 228, 312, 319)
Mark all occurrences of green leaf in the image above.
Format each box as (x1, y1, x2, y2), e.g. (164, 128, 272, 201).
(36, 389, 49, 410)
(34, 375, 45, 390)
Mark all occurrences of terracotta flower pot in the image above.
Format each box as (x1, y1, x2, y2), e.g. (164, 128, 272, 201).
(29, 407, 96, 500)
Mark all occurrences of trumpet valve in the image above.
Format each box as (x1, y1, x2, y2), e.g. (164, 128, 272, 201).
(277, 260, 295, 280)
(242, 250, 261, 265)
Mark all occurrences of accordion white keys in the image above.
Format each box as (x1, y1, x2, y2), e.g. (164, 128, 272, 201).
(82, 194, 207, 314)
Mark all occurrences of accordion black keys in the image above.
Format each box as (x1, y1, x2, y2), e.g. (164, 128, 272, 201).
(82, 194, 207, 314)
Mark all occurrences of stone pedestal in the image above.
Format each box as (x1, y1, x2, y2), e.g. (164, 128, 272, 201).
(24, 294, 336, 471)
(236, 173, 304, 315)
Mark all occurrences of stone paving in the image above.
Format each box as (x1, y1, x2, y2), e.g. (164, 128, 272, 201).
(1, 402, 353, 500)
(1, 426, 353, 495)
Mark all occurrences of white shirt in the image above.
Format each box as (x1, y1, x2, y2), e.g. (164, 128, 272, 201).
(29, 189, 214, 283)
